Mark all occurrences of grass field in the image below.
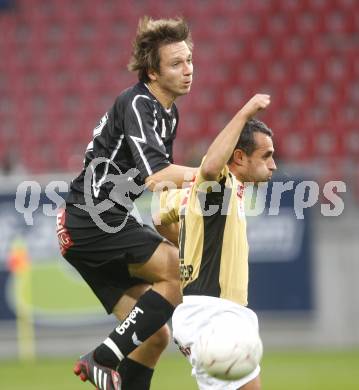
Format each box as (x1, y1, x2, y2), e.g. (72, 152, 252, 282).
(1, 350, 358, 390)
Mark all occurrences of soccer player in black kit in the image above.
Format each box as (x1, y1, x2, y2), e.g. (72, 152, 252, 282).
(56, 17, 196, 390)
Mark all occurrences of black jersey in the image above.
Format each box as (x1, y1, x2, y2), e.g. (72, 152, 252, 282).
(67, 82, 178, 210)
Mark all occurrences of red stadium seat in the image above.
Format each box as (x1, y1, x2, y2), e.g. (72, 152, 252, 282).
(342, 127, 359, 157)
(312, 127, 344, 159)
(294, 11, 324, 36)
(247, 37, 279, 63)
(295, 59, 321, 84)
(262, 12, 294, 37)
(278, 130, 314, 162)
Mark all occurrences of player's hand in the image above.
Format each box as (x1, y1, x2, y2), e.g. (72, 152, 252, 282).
(239, 94, 271, 120)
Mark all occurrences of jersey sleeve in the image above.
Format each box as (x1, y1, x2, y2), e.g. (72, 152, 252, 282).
(124, 95, 171, 180)
(159, 189, 182, 225)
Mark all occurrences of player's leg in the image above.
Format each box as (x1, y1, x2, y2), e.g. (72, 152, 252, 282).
(61, 207, 180, 387)
(94, 241, 181, 370)
(238, 375, 261, 390)
(71, 242, 178, 389)
(112, 284, 170, 390)
(113, 284, 170, 368)
(128, 241, 182, 306)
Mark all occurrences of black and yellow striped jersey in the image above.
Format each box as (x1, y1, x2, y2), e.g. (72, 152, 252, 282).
(160, 162, 249, 306)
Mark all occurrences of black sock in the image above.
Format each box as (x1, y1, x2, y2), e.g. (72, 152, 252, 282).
(94, 289, 174, 369)
(117, 358, 154, 390)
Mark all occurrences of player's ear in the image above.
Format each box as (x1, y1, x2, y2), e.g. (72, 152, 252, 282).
(232, 149, 246, 166)
(148, 68, 158, 81)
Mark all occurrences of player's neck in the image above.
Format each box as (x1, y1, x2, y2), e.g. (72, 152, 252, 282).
(228, 163, 245, 184)
(146, 82, 175, 110)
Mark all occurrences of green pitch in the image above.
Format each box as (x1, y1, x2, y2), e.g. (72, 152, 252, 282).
(1, 350, 358, 390)
(5, 259, 359, 389)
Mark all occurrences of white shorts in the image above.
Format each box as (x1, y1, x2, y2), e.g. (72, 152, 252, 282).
(172, 295, 261, 390)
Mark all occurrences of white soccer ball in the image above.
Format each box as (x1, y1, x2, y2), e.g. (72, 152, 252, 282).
(193, 316, 263, 380)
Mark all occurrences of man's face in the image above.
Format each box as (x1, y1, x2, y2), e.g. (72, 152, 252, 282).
(154, 41, 193, 98)
(240, 132, 277, 183)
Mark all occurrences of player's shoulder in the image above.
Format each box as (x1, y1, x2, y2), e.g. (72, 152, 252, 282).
(115, 82, 154, 110)
(195, 157, 231, 187)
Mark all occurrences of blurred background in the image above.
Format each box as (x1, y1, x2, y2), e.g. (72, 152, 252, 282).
(0, 0, 358, 389)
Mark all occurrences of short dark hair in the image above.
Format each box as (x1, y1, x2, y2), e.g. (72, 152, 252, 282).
(229, 119, 273, 162)
(128, 16, 193, 83)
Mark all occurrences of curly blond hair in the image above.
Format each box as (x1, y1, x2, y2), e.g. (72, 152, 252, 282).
(128, 16, 193, 83)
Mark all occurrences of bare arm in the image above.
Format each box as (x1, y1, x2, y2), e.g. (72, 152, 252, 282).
(153, 215, 179, 248)
(145, 164, 197, 191)
(201, 94, 271, 181)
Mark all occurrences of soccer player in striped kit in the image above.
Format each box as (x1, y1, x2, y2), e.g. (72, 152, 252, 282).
(156, 94, 276, 390)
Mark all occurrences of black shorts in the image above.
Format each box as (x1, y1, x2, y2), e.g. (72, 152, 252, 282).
(57, 204, 164, 314)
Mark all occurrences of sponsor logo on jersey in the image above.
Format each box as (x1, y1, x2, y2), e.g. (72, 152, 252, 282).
(180, 260, 193, 282)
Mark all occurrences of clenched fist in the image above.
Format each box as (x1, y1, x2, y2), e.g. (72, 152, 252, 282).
(240, 94, 271, 120)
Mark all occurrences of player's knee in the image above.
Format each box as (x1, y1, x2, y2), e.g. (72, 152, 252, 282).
(152, 244, 182, 307)
(167, 278, 182, 307)
(165, 245, 181, 280)
(165, 248, 182, 303)
(246, 382, 261, 390)
(147, 324, 171, 353)
(156, 245, 180, 283)
(240, 376, 261, 390)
